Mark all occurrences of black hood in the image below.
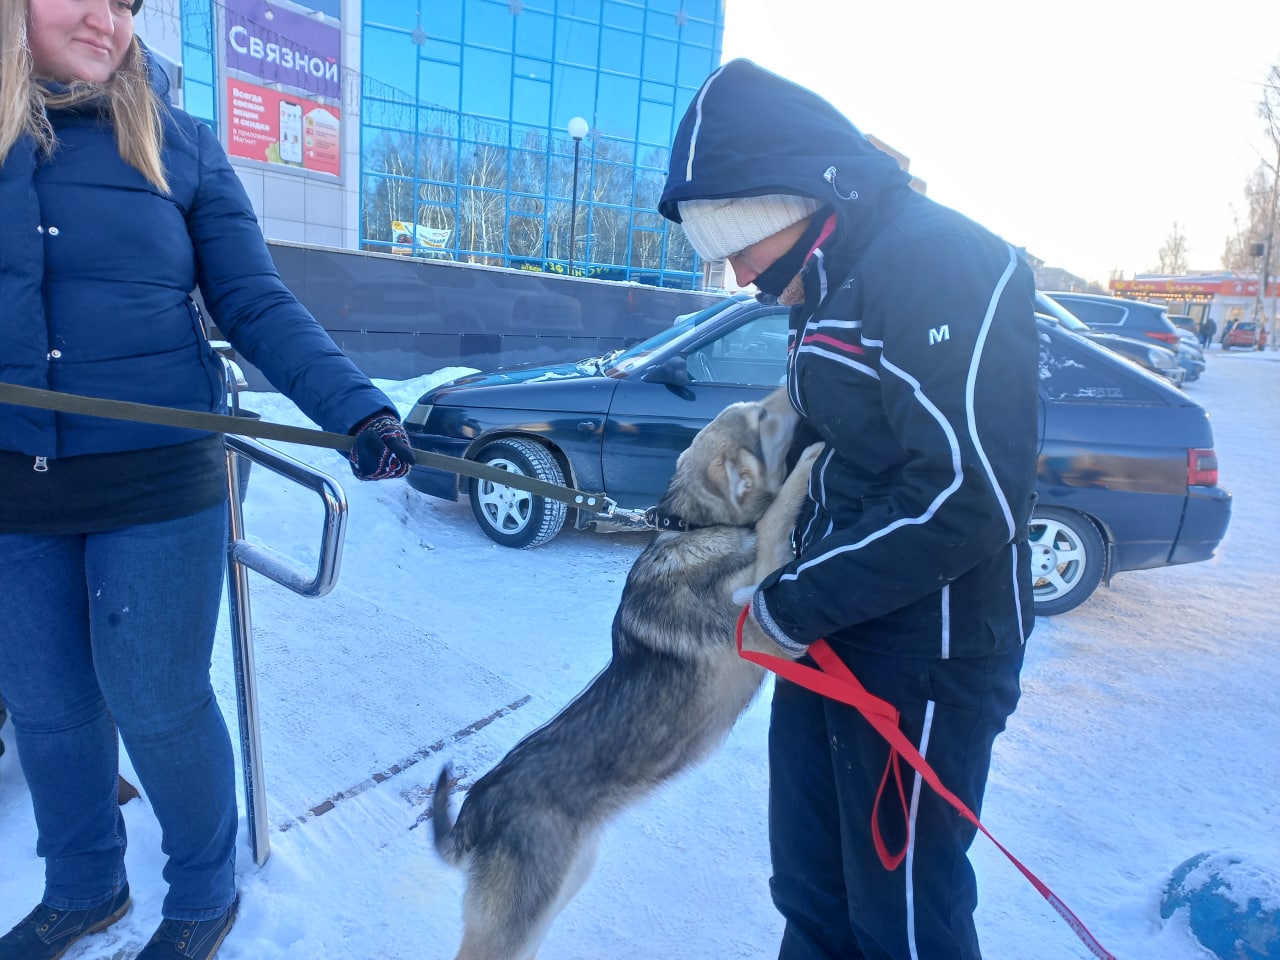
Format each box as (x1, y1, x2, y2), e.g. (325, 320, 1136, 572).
(659, 59, 911, 233)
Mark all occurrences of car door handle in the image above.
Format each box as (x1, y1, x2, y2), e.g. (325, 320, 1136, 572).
(578, 420, 598, 433)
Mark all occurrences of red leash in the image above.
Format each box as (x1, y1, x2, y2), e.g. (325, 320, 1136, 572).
(735, 608, 1117, 960)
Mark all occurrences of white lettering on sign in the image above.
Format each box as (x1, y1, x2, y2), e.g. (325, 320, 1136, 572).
(228, 25, 339, 85)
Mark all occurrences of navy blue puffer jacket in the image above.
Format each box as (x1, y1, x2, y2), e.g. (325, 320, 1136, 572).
(0, 56, 393, 459)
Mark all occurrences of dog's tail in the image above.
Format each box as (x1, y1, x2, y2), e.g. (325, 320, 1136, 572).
(432, 762, 462, 864)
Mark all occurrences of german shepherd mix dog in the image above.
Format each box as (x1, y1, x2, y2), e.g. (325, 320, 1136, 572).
(432, 388, 822, 960)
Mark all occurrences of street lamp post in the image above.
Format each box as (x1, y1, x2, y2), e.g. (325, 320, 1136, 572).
(567, 116, 588, 276)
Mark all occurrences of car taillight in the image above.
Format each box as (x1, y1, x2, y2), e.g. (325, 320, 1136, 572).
(1188, 448, 1218, 487)
(1146, 331, 1181, 346)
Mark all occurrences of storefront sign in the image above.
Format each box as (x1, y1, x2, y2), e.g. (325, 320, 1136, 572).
(223, 0, 341, 102)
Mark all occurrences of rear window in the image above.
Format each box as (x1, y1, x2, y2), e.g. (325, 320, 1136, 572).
(1056, 298, 1127, 327)
(1038, 324, 1164, 403)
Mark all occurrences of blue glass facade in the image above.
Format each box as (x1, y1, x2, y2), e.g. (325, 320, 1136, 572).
(359, 0, 724, 287)
(168, 0, 722, 288)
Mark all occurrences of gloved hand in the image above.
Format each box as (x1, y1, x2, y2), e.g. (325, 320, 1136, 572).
(738, 588, 810, 661)
(349, 412, 415, 481)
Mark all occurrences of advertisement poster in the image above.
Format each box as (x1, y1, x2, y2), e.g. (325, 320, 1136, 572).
(391, 220, 452, 251)
(222, 0, 342, 176)
(227, 79, 341, 176)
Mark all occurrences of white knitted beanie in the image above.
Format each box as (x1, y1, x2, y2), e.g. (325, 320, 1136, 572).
(678, 195, 821, 262)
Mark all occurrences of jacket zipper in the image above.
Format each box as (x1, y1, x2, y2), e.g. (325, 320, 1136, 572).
(33, 456, 48, 472)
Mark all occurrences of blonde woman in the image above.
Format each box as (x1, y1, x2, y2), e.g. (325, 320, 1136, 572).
(0, 2, 415, 958)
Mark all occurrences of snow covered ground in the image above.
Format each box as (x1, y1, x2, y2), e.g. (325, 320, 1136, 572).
(0, 350, 1276, 960)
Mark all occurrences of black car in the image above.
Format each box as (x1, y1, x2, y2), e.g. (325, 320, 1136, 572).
(403, 297, 1231, 615)
(1036, 291, 1184, 386)
(1047, 291, 1205, 382)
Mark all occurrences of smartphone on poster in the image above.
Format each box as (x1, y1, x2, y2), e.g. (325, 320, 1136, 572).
(279, 100, 303, 164)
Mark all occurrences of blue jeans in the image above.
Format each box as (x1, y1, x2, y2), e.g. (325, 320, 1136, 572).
(0, 504, 237, 921)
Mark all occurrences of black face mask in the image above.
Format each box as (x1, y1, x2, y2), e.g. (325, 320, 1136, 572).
(752, 209, 831, 303)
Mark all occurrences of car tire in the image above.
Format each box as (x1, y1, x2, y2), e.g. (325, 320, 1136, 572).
(1027, 506, 1107, 616)
(468, 438, 568, 549)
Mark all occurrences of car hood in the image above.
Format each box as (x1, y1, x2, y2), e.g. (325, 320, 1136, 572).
(426, 357, 618, 413)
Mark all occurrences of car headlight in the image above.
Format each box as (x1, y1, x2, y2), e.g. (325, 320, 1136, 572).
(1147, 349, 1176, 370)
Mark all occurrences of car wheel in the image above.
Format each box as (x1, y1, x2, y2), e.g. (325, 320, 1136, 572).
(468, 438, 568, 549)
(1027, 507, 1106, 616)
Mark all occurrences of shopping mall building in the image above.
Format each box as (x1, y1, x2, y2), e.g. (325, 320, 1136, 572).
(137, 0, 724, 289)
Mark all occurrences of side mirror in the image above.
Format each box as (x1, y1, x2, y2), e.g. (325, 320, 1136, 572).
(641, 355, 692, 387)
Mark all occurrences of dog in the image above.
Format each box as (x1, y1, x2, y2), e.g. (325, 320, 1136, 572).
(432, 387, 822, 960)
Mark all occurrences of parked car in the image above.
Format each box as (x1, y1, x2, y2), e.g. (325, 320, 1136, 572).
(1036, 292, 1184, 386)
(1048, 292, 1205, 382)
(1223, 320, 1268, 350)
(403, 298, 1231, 615)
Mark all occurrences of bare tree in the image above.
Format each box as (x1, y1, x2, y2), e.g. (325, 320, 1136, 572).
(1253, 63, 1280, 333)
(1224, 63, 1280, 293)
(1222, 166, 1276, 270)
(1157, 222, 1189, 274)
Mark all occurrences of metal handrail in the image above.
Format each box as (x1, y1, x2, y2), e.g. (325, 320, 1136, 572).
(223, 433, 348, 866)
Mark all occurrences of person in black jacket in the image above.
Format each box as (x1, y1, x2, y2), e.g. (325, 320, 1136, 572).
(1198, 316, 1217, 349)
(661, 60, 1040, 960)
(0, 2, 414, 958)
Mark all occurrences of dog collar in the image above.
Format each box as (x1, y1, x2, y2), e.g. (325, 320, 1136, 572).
(643, 507, 705, 531)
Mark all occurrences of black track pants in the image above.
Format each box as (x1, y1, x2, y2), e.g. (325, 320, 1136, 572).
(767, 643, 1025, 960)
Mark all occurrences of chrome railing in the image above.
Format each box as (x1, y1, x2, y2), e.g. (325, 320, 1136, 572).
(216, 339, 349, 866)
(223, 435, 348, 867)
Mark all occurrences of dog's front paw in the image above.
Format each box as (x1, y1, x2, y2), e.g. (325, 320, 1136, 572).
(796, 441, 825, 472)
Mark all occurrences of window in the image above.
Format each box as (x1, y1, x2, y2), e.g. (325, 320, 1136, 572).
(1038, 327, 1156, 403)
(364, 0, 410, 27)
(687, 311, 790, 386)
(419, 59, 460, 111)
(603, 1, 644, 30)
(643, 38, 677, 84)
(422, 0, 463, 42)
(637, 99, 672, 147)
(556, 21, 600, 68)
(363, 26, 416, 92)
(677, 44, 714, 88)
(512, 76, 551, 126)
(514, 10, 555, 58)
(507, 215, 545, 257)
(461, 49, 512, 118)
(466, 0, 513, 51)
(509, 149, 548, 194)
(645, 6, 679, 41)
(600, 27, 642, 74)
(595, 74, 639, 138)
(552, 65, 595, 131)
(1057, 299, 1126, 327)
(593, 161, 634, 205)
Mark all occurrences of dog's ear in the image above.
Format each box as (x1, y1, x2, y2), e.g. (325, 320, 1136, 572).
(720, 451, 760, 509)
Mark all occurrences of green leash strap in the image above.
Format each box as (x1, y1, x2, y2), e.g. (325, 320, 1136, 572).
(0, 382, 616, 514)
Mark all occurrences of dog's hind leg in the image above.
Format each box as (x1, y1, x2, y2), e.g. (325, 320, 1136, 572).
(454, 828, 601, 960)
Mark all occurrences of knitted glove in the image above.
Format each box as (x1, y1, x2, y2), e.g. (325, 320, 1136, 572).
(739, 588, 809, 661)
(349, 413, 415, 481)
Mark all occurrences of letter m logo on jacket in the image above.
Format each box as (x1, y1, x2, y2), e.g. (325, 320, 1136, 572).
(929, 325, 951, 345)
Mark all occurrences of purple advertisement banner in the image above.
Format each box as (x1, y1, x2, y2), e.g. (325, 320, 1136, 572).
(224, 0, 341, 102)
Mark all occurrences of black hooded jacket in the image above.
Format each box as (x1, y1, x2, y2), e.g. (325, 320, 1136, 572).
(661, 60, 1039, 660)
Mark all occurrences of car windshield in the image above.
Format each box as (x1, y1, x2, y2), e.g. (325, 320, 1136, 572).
(604, 296, 746, 375)
(1035, 292, 1091, 332)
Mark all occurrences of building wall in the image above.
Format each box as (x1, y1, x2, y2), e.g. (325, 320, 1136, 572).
(146, 0, 723, 290)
